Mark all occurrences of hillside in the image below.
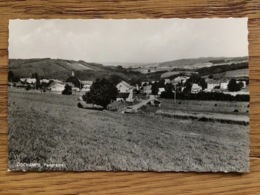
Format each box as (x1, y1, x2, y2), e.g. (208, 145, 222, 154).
(9, 58, 143, 81)
(9, 57, 249, 82)
(158, 56, 248, 69)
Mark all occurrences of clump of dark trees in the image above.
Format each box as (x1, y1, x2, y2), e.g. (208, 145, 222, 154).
(197, 62, 248, 76)
(161, 91, 249, 102)
(82, 78, 118, 108)
(62, 84, 72, 95)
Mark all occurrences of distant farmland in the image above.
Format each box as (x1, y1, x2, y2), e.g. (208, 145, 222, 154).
(202, 68, 248, 79)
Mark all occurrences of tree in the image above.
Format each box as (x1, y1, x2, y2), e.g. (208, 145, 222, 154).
(158, 79, 165, 88)
(187, 74, 201, 84)
(208, 75, 214, 79)
(151, 82, 159, 95)
(129, 78, 141, 86)
(33, 73, 41, 89)
(199, 78, 207, 90)
(165, 83, 174, 93)
(66, 76, 81, 89)
(8, 71, 14, 82)
(83, 78, 118, 108)
(228, 79, 242, 92)
(62, 84, 72, 95)
(108, 75, 124, 85)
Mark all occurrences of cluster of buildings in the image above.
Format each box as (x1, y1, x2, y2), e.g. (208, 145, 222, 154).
(11, 77, 94, 94)
(10, 71, 249, 102)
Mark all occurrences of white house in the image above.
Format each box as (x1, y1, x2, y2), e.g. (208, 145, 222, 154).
(158, 88, 165, 95)
(207, 79, 220, 91)
(116, 81, 132, 93)
(81, 81, 93, 93)
(220, 79, 230, 90)
(191, 83, 202, 94)
(20, 78, 36, 84)
(173, 76, 189, 84)
(40, 79, 50, 84)
(49, 83, 65, 93)
(143, 85, 152, 95)
(116, 81, 134, 102)
(164, 79, 171, 85)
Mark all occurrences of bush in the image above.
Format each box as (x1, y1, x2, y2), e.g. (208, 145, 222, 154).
(83, 78, 118, 108)
(62, 84, 72, 95)
(161, 91, 249, 102)
(228, 79, 242, 92)
(25, 84, 31, 91)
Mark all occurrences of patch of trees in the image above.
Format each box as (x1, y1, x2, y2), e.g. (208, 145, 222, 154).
(66, 76, 81, 89)
(31, 72, 41, 89)
(82, 78, 118, 108)
(62, 84, 72, 95)
(150, 79, 166, 95)
(228, 79, 243, 92)
(160, 91, 249, 102)
(8, 71, 21, 83)
(197, 62, 248, 76)
(106, 74, 126, 85)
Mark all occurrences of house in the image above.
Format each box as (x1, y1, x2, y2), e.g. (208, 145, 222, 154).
(48, 82, 65, 93)
(207, 79, 220, 91)
(26, 78, 37, 84)
(158, 88, 165, 95)
(116, 90, 134, 102)
(15, 81, 27, 88)
(116, 81, 134, 102)
(220, 79, 230, 90)
(20, 78, 27, 82)
(81, 81, 93, 93)
(191, 83, 202, 94)
(81, 80, 93, 86)
(164, 79, 171, 85)
(173, 76, 189, 84)
(20, 78, 36, 84)
(116, 81, 133, 93)
(143, 85, 152, 95)
(40, 79, 50, 84)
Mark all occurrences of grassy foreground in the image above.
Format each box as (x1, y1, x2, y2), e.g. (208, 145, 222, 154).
(8, 90, 249, 172)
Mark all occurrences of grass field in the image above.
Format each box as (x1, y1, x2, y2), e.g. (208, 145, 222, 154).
(8, 89, 249, 172)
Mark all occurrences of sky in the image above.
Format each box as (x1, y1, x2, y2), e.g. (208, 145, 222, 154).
(9, 18, 248, 65)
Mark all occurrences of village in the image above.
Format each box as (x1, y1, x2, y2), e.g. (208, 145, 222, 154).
(9, 69, 249, 100)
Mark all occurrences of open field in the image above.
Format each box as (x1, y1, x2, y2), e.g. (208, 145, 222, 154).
(202, 68, 249, 79)
(8, 89, 249, 172)
(159, 99, 249, 114)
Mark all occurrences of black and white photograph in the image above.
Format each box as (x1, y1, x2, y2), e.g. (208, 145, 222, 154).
(8, 18, 249, 172)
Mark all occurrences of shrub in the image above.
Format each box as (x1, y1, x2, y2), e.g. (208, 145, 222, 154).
(83, 78, 118, 108)
(25, 84, 31, 91)
(228, 79, 242, 92)
(161, 91, 249, 102)
(62, 84, 72, 95)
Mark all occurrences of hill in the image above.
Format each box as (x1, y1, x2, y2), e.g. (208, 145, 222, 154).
(131, 56, 248, 74)
(9, 58, 143, 82)
(158, 56, 248, 69)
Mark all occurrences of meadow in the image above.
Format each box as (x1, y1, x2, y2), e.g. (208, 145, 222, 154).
(8, 89, 249, 172)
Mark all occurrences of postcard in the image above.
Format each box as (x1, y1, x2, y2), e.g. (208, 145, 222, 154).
(8, 18, 249, 172)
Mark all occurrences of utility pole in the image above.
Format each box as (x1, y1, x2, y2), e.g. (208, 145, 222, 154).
(172, 82, 178, 105)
